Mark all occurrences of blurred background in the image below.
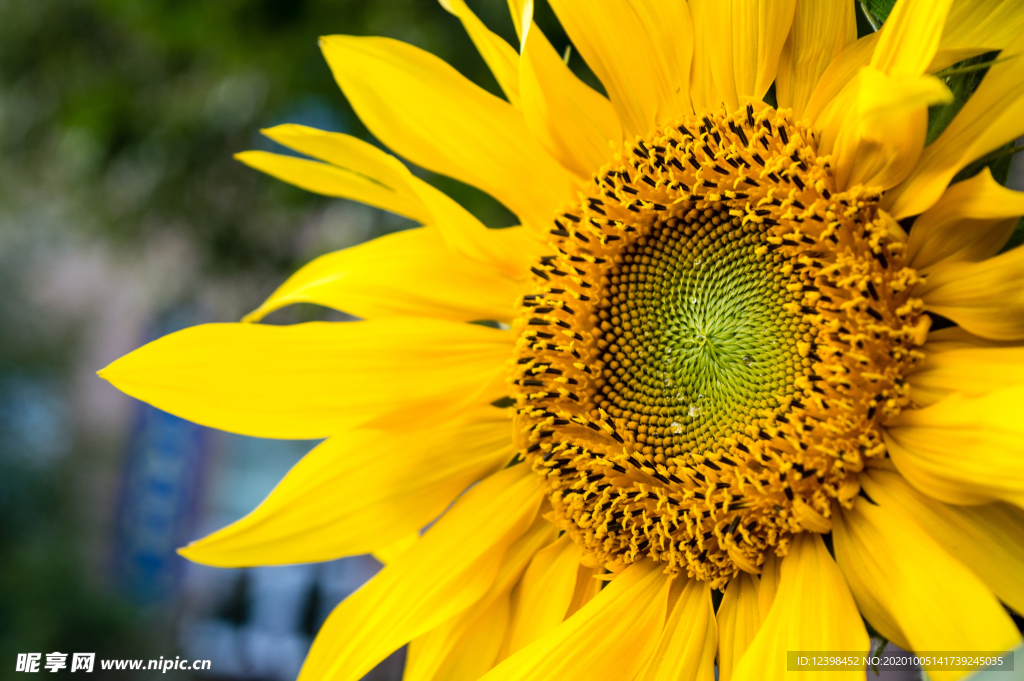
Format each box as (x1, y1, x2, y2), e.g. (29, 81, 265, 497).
(0, 0, 1022, 680)
(0, 0, 540, 678)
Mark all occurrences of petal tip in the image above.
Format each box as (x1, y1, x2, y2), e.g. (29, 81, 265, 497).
(177, 543, 215, 566)
(176, 537, 238, 568)
(96, 358, 126, 384)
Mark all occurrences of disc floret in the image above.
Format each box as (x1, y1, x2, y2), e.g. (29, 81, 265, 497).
(512, 103, 927, 587)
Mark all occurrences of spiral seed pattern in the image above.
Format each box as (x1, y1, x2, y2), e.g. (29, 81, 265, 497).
(594, 212, 802, 458)
(511, 103, 929, 586)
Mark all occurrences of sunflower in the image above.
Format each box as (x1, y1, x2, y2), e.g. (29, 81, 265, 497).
(100, 0, 1024, 679)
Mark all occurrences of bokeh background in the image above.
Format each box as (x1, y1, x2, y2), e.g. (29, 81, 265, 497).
(1, 1, 1022, 680)
(0, 1, 581, 678)
(0, 0, 527, 678)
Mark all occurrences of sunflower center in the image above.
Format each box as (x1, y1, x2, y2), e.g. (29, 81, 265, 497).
(595, 210, 801, 455)
(512, 104, 929, 587)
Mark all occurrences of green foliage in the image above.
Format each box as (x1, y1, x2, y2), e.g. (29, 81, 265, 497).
(869, 638, 890, 675)
(927, 53, 1000, 146)
(860, 0, 896, 29)
(928, 51, 1024, 254)
(1002, 217, 1024, 254)
(855, 3, 877, 38)
(952, 142, 1023, 186)
(987, 146, 1022, 187)
(0, 0, 524, 279)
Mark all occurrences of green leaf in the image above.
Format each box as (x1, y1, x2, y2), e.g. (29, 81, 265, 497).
(999, 216, 1024, 254)
(926, 53, 1000, 146)
(988, 146, 1018, 186)
(860, 0, 896, 29)
(856, 3, 877, 37)
(870, 638, 889, 675)
(863, 618, 890, 677)
(952, 142, 1024, 186)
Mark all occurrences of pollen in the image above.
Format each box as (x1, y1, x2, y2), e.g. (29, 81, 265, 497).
(511, 103, 928, 587)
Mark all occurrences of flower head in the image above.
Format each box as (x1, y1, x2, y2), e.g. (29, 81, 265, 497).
(515, 104, 931, 586)
(101, 1, 1024, 680)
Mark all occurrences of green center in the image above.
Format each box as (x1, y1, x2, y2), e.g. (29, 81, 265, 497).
(593, 209, 801, 455)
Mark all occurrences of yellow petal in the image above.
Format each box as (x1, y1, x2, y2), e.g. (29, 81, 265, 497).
(819, 0, 952, 113)
(688, 0, 722, 112)
(259, 124, 408, 189)
(480, 224, 554, 279)
(405, 514, 557, 681)
(503, 533, 582, 657)
(717, 573, 761, 681)
(823, 68, 951, 190)
(803, 32, 879, 124)
(930, 0, 1024, 72)
(242, 227, 526, 324)
(915, 243, 1024, 340)
(833, 491, 1020, 680)
(408, 173, 550, 276)
(637, 578, 716, 681)
(178, 407, 512, 567)
(885, 386, 1024, 507)
(886, 32, 1024, 218)
(775, 0, 856, 119)
(791, 495, 833, 533)
(923, 325, 1022, 351)
(298, 465, 543, 681)
(415, 596, 510, 681)
(870, 0, 955, 77)
(757, 552, 780, 620)
(546, 0, 681, 137)
(478, 560, 671, 681)
(885, 435, 991, 507)
(807, 0, 1024, 125)
(564, 564, 603, 619)
(864, 468, 1024, 617)
(914, 327, 1024, 405)
(235, 151, 430, 223)
(909, 342, 1024, 407)
(906, 168, 1024, 271)
(834, 504, 912, 650)
(372, 532, 419, 565)
(439, 0, 521, 107)
(506, 0, 527, 40)
(519, 17, 622, 179)
(256, 123, 550, 276)
(625, 0, 695, 124)
(732, 533, 868, 681)
(98, 319, 512, 439)
(319, 35, 574, 230)
(701, 0, 797, 110)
